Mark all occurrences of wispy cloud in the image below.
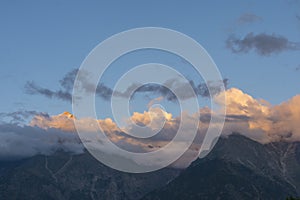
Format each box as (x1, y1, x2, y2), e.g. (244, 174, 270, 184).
(0, 110, 49, 124)
(25, 81, 72, 102)
(24, 69, 78, 102)
(226, 33, 300, 56)
(25, 69, 229, 102)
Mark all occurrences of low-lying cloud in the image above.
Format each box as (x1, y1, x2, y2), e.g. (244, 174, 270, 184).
(226, 33, 300, 56)
(0, 123, 83, 159)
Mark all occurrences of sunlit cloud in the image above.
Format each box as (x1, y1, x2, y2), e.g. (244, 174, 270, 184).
(1, 87, 300, 168)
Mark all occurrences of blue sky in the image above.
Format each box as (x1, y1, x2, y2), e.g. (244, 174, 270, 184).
(1, 0, 300, 119)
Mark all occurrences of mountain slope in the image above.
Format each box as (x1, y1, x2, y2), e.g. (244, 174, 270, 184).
(0, 151, 179, 200)
(143, 134, 300, 200)
(1, 134, 300, 200)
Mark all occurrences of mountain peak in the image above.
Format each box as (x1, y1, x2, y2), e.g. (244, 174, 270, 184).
(59, 111, 75, 119)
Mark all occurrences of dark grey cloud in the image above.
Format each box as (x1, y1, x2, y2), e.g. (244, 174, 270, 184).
(0, 111, 49, 124)
(237, 13, 262, 24)
(130, 84, 177, 101)
(226, 33, 300, 56)
(59, 69, 79, 91)
(25, 68, 114, 102)
(26, 69, 228, 102)
(25, 81, 72, 102)
(120, 78, 228, 102)
(25, 69, 80, 102)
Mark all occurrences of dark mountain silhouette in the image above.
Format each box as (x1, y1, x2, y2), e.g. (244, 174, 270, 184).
(143, 134, 300, 200)
(1, 134, 300, 200)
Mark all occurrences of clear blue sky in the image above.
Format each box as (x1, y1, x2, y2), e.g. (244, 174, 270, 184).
(1, 0, 300, 118)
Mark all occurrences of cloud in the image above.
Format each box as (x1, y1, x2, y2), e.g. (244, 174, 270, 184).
(226, 33, 300, 55)
(27, 109, 202, 168)
(26, 87, 300, 147)
(26, 69, 228, 102)
(147, 96, 164, 108)
(0, 123, 83, 159)
(215, 88, 300, 143)
(59, 68, 78, 91)
(237, 13, 262, 24)
(25, 81, 72, 102)
(3, 87, 300, 168)
(25, 69, 114, 102)
(30, 111, 76, 132)
(0, 110, 49, 124)
(27, 87, 300, 163)
(121, 78, 228, 102)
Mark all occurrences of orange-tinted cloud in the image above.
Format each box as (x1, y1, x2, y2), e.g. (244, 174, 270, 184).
(215, 88, 300, 142)
(28, 88, 300, 167)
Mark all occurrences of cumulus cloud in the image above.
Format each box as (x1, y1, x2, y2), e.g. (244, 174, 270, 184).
(30, 111, 76, 132)
(226, 33, 300, 56)
(4, 88, 300, 167)
(237, 13, 262, 24)
(29, 109, 172, 150)
(215, 88, 300, 143)
(28, 108, 202, 168)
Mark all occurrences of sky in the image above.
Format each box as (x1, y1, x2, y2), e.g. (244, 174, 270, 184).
(1, 0, 300, 117)
(0, 1, 300, 169)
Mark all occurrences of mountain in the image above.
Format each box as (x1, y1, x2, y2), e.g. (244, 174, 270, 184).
(59, 111, 76, 119)
(0, 151, 179, 200)
(143, 134, 300, 200)
(1, 134, 300, 200)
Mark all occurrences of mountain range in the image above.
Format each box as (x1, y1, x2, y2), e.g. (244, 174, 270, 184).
(0, 134, 300, 200)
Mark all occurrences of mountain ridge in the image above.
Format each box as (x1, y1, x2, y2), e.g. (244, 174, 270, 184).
(142, 134, 300, 200)
(1, 134, 300, 199)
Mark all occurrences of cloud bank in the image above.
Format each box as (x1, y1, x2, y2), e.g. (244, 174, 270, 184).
(0, 123, 83, 159)
(2, 87, 300, 168)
